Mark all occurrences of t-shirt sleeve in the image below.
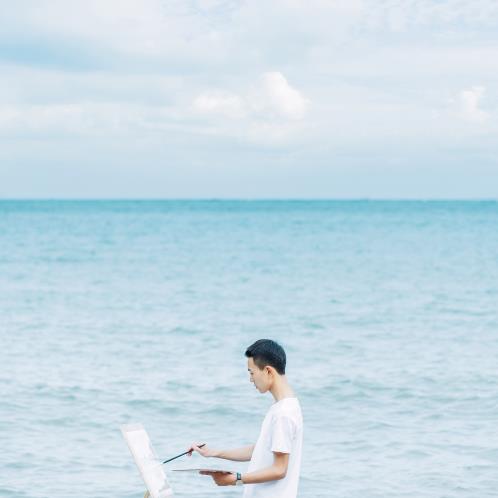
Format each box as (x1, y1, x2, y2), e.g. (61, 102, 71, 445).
(270, 414, 296, 454)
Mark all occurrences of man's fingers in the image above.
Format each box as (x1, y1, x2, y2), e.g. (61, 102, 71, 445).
(188, 442, 203, 454)
(143, 491, 150, 498)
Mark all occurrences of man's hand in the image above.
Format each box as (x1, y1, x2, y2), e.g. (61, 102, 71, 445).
(199, 470, 237, 486)
(187, 442, 217, 458)
(143, 491, 150, 498)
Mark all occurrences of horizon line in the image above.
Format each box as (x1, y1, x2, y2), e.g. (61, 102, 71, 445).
(0, 197, 497, 202)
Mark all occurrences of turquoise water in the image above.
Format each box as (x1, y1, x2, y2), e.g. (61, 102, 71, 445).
(1, 200, 497, 498)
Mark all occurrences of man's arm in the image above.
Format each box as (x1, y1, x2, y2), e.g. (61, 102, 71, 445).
(206, 451, 289, 486)
(188, 443, 254, 462)
(214, 445, 255, 462)
(239, 451, 289, 483)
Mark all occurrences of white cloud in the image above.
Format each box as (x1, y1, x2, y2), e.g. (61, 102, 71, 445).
(193, 72, 309, 121)
(0, 104, 87, 134)
(459, 86, 489, 123)
(0, 102, 171, 137)
(192, 92, 246, 119)
(362, 0, 498, 33)
(1, 0, 231, 66)
(0, 66, 313, 144)
(1, 1, 498, 162)
(191, 71, 310, 143)
(258, 72, 309, 119)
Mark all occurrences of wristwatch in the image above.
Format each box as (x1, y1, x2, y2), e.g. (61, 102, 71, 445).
(235, 472, 244, 486)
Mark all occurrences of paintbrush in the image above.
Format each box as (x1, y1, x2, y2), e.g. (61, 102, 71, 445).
(162, 443, 206, 464)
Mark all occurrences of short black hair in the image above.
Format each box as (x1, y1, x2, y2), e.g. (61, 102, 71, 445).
(245, 339, 286, 375)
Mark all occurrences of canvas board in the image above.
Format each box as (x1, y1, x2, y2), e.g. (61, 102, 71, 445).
(121, 423, 173, 498)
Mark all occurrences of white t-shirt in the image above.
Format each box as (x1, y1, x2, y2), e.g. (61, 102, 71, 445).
(243, 397, 303, 498)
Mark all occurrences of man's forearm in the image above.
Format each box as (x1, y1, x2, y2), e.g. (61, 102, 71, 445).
(241, 463, 286, 484)
(213, 445, 254, 462)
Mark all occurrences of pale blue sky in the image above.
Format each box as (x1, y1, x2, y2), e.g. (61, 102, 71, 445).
(1, 0, 497, 198)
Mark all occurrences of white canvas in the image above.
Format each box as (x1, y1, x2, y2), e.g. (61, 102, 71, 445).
(121, 423, 173, 498)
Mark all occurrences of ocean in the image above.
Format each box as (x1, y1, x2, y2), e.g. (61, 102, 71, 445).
(1, 200, 497, 498)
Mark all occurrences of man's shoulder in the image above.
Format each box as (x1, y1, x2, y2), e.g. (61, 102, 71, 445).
(270, 398, 302, 420)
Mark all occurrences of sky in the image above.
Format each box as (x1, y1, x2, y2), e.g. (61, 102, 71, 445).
(1, 0, 498, 199)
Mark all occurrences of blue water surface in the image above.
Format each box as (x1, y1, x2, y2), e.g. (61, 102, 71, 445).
(1, 200, 497, 498)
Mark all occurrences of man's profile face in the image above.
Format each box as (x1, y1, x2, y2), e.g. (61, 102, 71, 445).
(247, 357, 270, 393)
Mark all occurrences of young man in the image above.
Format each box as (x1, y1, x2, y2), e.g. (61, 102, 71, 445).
(187, 339, 303, 498)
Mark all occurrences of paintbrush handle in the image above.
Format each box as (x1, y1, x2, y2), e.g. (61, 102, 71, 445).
(162, 443, 206, 464)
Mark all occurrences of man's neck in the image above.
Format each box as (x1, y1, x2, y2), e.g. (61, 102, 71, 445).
(270, 376, 295, 402)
